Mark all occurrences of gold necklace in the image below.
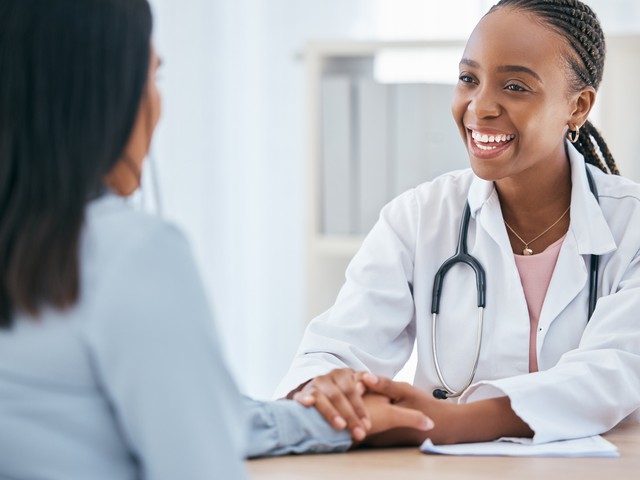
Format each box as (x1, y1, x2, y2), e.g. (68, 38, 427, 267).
(504, 206, 570, 256)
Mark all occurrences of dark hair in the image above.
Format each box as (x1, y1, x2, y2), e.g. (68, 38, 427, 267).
(489, 0, 619, 176)
(0, 0, 153, 328)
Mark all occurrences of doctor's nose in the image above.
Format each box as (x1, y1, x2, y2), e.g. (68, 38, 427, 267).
(468, 88, 501, 119)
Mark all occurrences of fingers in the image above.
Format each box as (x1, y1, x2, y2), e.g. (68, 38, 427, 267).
(285, 379, 312, 400)
(292, 391, 316, 407)
(361, 373, 412, 402)
(387, 405, 434, 432)
(335, 371, 371, 429)
(314, 393, 369, 441)
(292, 369, 371, 441)
(363, 392, 435, 438)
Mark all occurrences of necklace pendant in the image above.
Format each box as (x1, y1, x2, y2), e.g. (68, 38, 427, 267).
(523, 247, 533, 256)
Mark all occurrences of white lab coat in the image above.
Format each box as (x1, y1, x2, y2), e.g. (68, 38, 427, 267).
(276, 145, 640, 443)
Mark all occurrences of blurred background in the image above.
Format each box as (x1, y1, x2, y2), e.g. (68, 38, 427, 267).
(145, 0, 640, 398)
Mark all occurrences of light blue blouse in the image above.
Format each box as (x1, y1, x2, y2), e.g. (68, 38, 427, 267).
(0, 194, 349, 480)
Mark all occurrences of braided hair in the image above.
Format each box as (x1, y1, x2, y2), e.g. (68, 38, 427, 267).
(490, 0, 619, 175)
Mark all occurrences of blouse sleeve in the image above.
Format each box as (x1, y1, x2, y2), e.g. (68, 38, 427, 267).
(244, 397, 351, 458)
(84, 223, 248, 480)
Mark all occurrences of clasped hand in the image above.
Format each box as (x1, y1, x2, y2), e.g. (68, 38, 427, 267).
(290, 368, 454, 445)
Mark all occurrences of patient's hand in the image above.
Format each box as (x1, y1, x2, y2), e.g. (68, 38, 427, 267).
(291, 368, 371, 441)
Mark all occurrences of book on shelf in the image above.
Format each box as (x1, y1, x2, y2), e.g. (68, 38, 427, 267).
(320, 80, 469, 237)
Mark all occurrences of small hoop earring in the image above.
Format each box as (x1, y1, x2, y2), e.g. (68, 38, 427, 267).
(567, 125, 580, 144)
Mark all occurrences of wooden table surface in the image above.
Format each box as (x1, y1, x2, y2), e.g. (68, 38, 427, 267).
(247, 422, 640, 480)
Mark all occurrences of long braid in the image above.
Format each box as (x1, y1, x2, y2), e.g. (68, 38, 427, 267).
(490, 0, 620, 175)
(584, 121, 619, 175)
(577, 121, 607, 172)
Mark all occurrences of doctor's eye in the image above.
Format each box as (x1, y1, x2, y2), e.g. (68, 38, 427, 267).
(505, 83, 527, 92)
(458, 74, 476, 84)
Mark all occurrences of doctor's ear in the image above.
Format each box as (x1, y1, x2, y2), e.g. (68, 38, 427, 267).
(568, 86, 596, 131)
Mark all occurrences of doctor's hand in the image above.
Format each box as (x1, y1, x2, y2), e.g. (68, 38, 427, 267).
(360, 374, 533, 445)
(291, 368, 371, 441)
(360, 392, 434, 438)
(360, 374, 458, 446)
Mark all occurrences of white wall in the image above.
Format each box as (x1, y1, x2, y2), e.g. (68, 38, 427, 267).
(147, 0, 378, 398)
(145, 0, 640, 398)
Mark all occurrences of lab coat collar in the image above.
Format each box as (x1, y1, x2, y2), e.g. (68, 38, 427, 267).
(466, 142, 617, 256)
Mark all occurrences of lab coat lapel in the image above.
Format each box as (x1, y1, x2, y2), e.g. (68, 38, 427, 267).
(468, 176, 531, 378)
(564, 145, 617, 256)
(538, 232, 586, 332)
(468, 176, 513, 255)
(538, 146, 617, 333)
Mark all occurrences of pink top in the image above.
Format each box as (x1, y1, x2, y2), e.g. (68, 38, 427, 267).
(513, 235, 565, 373)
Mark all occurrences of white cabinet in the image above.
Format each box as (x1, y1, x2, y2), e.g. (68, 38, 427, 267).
(597, 35, 640, 182)
(304, 41, 466, 322)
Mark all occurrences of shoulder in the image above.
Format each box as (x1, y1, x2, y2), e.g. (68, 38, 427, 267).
(381, 169, 473, 224)
(386, 168, 473, 210)
(80, 195, 194, 298)
(79, 195, 214, 348)
(85, 194, 187, 249)
(589, 167, 640, 228)
(586, 167, 640, 257)
(85, 194, 189, 256)
(591, 167, 640, 205)
(369, 169, 473, 246)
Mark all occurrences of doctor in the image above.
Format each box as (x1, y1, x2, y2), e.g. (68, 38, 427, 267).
(276, 0, 640, 445)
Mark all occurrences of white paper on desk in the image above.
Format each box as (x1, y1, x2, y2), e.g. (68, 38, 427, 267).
(420, 435, 619, 457)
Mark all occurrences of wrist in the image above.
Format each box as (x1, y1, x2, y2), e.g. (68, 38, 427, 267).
(447, 397, 533, 443)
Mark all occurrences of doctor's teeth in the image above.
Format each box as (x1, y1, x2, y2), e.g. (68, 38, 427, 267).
(471, 131, 515, 143)
(477, 143, 497, 151)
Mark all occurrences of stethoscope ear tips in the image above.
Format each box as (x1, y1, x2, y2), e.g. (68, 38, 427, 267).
(432, 389, 449, 400)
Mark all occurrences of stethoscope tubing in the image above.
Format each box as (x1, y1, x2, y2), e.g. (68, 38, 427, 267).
(430, 201, 486, 399)
(432, 307, 484, 399)
(585, 166, 600, 318)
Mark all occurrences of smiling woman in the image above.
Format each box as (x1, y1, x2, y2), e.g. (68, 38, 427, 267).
(451, 0, 619, 255)
(277, 0, 640, 447)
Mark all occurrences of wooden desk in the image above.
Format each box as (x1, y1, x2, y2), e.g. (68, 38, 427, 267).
(248, 422, 639, 480)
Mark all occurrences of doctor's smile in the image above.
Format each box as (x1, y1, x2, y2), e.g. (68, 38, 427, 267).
(466, 128, 517, 158)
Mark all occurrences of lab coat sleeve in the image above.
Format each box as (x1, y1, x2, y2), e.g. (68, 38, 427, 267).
(461, 251, 640, 444)
(274, 190, 419, 398)
(84, 224, 248, 480)
(244, 398, 351, 457)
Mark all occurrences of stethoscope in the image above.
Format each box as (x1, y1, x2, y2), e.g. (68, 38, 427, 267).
(431, 166, 600, 400)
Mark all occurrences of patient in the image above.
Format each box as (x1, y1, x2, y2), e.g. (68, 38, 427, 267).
(0, 1, 432, 479)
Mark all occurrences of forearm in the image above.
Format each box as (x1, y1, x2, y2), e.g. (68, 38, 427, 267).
(364, 396, 532, 447)
(423, 396, 532, 445)
(447, 396, 533, 444)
